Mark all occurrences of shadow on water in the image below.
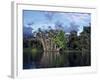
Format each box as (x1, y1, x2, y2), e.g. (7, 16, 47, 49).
(23, 50, 91, 69)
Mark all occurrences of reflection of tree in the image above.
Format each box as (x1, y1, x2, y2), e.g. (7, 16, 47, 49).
(40, 51, 60, 68)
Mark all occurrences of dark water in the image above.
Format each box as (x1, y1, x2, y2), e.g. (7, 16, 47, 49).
(23, 51, 91, 69)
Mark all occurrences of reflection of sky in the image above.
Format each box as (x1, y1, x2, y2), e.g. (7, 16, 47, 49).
(23, 10, 91, 34)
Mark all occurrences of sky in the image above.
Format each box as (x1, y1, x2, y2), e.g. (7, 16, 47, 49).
(23, 10, 91, 35)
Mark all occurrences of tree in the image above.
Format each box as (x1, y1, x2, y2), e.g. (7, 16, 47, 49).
(52, 30, 67, 49)
(67, 30, 80, 50)
(79, 27, 91, 50)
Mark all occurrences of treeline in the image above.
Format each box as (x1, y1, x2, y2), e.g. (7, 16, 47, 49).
(23, 26, 90, 51)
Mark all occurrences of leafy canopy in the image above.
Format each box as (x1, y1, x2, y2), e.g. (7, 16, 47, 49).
(52, 30, 66, 49)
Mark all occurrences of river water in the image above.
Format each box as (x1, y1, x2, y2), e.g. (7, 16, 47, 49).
(23, 51, 90, 69)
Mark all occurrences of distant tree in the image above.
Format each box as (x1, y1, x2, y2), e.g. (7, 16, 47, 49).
(68, 31, 80, 50)
(79, 27, 91, 50)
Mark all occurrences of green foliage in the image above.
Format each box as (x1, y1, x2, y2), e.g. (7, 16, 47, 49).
(78, 27, 90, 50)
(68, 27, 90, 50)
(52, 30, 67, 49)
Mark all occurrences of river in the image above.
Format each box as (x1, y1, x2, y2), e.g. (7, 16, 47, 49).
(23, 50, 90, 69)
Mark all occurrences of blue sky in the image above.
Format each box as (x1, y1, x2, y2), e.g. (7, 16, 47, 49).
(23, 10, 91, 34)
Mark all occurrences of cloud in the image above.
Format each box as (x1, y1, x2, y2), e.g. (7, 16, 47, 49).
(57, 12, 91, 33)
(73, 14, 90, 25)
(24, 11, 91, 35)
(60, 13, 91, 26)
(63, 22, 79, 33)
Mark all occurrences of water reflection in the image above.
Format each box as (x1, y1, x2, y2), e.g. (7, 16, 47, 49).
(23, 51, 91, 69)
(40, 51, 60, 68)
